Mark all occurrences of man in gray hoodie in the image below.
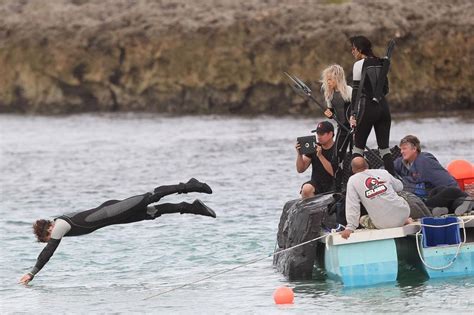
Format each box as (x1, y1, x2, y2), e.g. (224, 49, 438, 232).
(341, 157, 411, 239)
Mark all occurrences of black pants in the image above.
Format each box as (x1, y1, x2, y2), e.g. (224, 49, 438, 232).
(118, 201, 191, 224)
(354, 98, 391, 152)
(425, 186, 469, 213)
(334, 125, 351, 191)
(335, 125, 351, 164)
(353, 98, 395, 174)
(94, 183, 193, 226)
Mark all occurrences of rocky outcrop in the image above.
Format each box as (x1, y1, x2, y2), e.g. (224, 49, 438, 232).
(0, 0, 472, 114)
(273, 194, 336, 280)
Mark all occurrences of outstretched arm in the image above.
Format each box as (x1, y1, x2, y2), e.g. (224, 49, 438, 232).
(20, 238, 62, 284)
(350, 60, 363, 127)
(20, 219, 70, 285)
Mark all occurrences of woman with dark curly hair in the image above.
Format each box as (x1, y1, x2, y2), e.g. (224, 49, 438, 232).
(20, 178, 216, 285)
(349, 35, 394, 175)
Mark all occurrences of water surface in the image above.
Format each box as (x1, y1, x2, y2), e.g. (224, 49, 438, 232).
(0, 113, 473, 313)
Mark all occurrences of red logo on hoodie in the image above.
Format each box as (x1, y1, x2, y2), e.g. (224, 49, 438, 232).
(364, 177, 387, 198)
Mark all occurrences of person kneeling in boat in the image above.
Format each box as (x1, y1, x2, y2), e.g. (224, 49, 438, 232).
(19, 178, 216, 285)
(341, 157, 412, 239)
(295, 121, 337, 198)
(395, 135, 473, 216)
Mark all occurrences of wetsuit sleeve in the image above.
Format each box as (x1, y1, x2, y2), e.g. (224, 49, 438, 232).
(383, 77, 389, 95)
(29, 238, 62, 276)
(352, 60, 363, 82)
(50, 219, 71, 239)
(29, 219, 70, 277)
(344, 86, 352, 123)
(350, 85, 358, 117)
(347, 86, 353, 100)
(350, 60, 364, 117)
(326, 99, 333, 109)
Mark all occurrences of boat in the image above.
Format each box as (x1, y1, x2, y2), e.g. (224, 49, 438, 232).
(415, 216, 474, 279)
(274, 158, 474, 286)
(318, 214, 474, 287)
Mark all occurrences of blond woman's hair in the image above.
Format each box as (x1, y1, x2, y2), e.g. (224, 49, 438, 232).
(320, 64, 351, 107)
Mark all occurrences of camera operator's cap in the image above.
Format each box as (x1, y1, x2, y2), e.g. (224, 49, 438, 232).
(311, 121, 334, 134)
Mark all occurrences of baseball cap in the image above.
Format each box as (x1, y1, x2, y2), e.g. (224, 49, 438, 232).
(311, 121, 334, 134)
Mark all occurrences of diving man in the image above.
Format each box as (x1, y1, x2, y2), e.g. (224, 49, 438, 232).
(19, 178, 216, 285)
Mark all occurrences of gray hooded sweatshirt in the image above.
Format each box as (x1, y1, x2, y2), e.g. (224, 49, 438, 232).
(345, 169, 410, 231)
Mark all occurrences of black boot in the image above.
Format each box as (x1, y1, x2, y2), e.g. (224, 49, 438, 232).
(153, 178, 212, 195)
(181, 178, 213, 194)
(182, 199, 217, 218)
(149, 200, 216, 218)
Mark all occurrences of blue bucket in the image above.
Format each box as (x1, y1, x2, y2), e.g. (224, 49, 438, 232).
(421, 217, 461, 248)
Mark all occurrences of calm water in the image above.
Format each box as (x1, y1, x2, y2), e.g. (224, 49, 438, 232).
(1, 113, 473, 314)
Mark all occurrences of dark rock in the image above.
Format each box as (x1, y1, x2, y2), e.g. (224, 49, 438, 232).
(273, 193, 336, 280)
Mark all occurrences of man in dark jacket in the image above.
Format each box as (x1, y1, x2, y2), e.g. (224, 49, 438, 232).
(394, 135, 472, 216)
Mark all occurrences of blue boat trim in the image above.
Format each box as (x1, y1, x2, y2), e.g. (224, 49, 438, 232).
(319, 214, 474, 286)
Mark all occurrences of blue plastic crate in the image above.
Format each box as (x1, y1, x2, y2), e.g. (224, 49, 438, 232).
(421, 217, 461, 248)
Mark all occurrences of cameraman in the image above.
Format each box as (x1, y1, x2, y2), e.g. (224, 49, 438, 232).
(295, 121, 337, 198)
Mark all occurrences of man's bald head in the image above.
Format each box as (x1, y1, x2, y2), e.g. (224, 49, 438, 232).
(351, 156, 369, 173)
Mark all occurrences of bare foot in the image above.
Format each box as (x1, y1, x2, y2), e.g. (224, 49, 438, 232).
(404, 217, 414, 225)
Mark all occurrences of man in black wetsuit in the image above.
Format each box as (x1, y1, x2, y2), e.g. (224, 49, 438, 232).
(19, 178, 216, 285)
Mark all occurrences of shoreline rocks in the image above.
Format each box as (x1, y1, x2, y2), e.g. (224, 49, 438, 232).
(1, 0, 472, 114)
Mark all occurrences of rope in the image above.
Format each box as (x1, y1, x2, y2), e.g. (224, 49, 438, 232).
(409, 217, 472, 228)
(414, 218, 470, 270)
(143, 233, 331, 300)
(144, 217, 472, 299)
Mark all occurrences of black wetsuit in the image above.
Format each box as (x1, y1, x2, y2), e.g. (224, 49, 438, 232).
(28, 180, 213, 278)
(329, 91, 352, 191)
(351, 57, 394, 175)
(59, 194, 154, 236)
(30, 193, 156, 276)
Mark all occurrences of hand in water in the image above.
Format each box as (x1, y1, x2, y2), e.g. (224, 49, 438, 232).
(19, 273, 33, 285)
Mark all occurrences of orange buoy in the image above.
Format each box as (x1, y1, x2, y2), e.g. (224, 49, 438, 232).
(447, 159, 474, 179)
(447, 159, 474, 190)
(273, 286, 294, 304)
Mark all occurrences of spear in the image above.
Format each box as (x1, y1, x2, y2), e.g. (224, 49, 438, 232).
(284, 71, 385, 165)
